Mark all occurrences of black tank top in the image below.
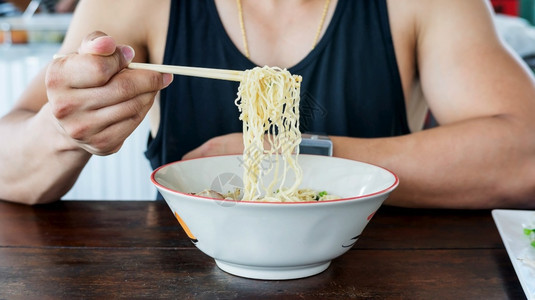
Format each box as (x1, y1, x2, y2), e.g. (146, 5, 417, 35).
(145, 0, 410, 171)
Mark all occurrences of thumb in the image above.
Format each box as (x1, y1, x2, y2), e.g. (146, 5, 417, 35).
(78, 31, 117, 56)
(78, 31, 136, 70)
(53, 31, 136, 88)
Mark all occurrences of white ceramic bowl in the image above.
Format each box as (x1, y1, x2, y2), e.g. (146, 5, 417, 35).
(151, 155, 398, 280)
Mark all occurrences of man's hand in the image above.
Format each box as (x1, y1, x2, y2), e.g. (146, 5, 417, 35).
(182, 133, 244, 160)
(45, 31, 173, 155)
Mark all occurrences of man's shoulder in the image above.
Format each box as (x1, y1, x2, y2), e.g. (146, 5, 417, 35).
(64, 0, 171, 62)
(387, 0, 491, 25)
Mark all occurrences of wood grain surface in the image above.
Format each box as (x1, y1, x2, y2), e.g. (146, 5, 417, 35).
(0, 201, 525, 299)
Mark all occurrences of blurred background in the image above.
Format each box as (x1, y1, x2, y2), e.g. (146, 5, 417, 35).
(1, 0, 535, 201)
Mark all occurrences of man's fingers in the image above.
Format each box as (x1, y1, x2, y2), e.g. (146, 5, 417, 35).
(47, 31, 136, 88)
(77, 69, 173, 109)
(49, 69, 173, 141)
(103, 69, 172, 106)
(61, 92, 156, 145)
(78, 31, 116, 56)
(49, 45, 135, 89)
(44, 30, 172, 156)
(182, 133, 244, 160)
(77, 31, 135, 69)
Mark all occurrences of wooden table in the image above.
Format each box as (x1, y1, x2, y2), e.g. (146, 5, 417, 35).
(0, 200, 526, 299)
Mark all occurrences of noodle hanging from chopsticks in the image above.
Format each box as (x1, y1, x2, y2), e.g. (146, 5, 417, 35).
(235, 66, 304, 202)
(195, 66, 339, 202)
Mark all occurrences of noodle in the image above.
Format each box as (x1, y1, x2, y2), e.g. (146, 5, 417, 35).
(235, 66, 303, 202)
(194, 66, 339, 202)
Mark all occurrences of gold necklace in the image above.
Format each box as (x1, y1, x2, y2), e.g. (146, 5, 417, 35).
(236, 0, 331, 59)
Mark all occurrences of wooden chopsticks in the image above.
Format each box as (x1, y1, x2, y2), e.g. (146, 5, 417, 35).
(127, 62, 244, 82)
(52, 55, 244, 82)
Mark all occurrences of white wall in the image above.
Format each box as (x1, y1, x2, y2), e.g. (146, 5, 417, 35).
(0, 44, 156, 200)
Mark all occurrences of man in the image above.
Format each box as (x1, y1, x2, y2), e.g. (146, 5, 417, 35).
(1, 0, 535, 208)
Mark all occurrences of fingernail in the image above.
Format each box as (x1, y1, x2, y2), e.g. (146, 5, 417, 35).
(90, 35, 107, 42)
(121, 46, 135, 63)
(162, 73, 174, 87)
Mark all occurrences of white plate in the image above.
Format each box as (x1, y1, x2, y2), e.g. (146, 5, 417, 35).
(492, 209, 535, 300)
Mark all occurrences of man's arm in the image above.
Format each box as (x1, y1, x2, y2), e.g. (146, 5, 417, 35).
(0, 83, 91, 204)
(0, 0, 171, 204)
(333, 0, 535, 208)
(167, 0, 535, 209)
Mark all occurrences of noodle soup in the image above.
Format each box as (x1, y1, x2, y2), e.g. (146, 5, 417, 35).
(151, 154, 398, 280)
(151, 66, 398, 279)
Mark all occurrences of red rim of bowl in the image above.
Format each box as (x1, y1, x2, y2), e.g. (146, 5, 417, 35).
(150, 154, 399, 205)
